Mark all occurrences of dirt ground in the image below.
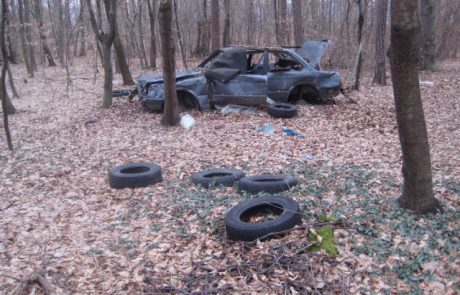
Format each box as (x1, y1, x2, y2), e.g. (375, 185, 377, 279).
(0, 60, 459, 294)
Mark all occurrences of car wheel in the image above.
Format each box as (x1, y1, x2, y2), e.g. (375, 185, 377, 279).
(225, 195, 302, 241)
(239, 174, 298, 194)
(109, 162, 163, 189)
(267, 103, 298, 118)
(191, 168, 245, 188)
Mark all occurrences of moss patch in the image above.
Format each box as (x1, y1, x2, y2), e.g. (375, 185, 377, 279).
(308, 226, 339, 256)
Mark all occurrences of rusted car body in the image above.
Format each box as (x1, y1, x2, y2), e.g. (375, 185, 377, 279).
(136, 41, 341, 112)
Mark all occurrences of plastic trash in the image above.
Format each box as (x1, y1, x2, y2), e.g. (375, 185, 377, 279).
(220, 104, 256, 115)
(283, 128, 305, 138)
(180, 113, 195, 129)
(303, 153, 315, 159)
(256, 123, 275, 135)
(420, 81, 434, 86)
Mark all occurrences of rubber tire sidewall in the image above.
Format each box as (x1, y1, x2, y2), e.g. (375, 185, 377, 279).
(239, 174, 298, 194)
(268, 103, 298, 118)
(225, 195, 302, 241)
(191, 168, 245, 188)
(109, 162, 163, 189)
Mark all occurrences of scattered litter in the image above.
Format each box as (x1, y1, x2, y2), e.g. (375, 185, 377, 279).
(266, 97, 276, 104)
(84, 117, 98, 125)
(256, 123, 275, 135)
(219, 104, 256, 115)
(420, 81, 434, 86)
(180, 113, 195, 129)
(303, 153, 315, 159)
(283, 128, 305, 138)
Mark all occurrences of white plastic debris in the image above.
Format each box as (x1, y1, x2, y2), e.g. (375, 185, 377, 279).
(219, 104, 256, 115)
(420, 81, 434, 86)
(180, 113, 195, 129)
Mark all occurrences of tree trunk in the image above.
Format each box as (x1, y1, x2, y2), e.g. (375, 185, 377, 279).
(222, 0, 230, 46)
(352, 0, 364, 90)
(114, 32, 134, 85)
(159, 0, 179, 126)
(102, 43, 113, 108)
(5, 3, 17, 64)
(7, 64, 19, 98)
(33, 0, 57, 67)
(278, 0, 288, 44)
(55, 0, 65, 64)
(147, 0, 157, 69)
(23, 0, 37, 71)
(18, 0, 33, 77)
(173, 0, 187, 69)
(1, 0, 14, 150)
(372, 0, 388, 85)
(292, 0, 303, 46)
(245, 0, 255, 45)
(210, 0, 220, 50)
(137, 1, 149, 69)
(193, 0, 209, 57)
(78, 0, 86, 57)
(419, 0, 436, 70)
(87, 0, 117, 108)
(389, 0, 441, 214)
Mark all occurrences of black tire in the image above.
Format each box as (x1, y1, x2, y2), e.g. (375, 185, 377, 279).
(109, 162, 163, 189)
(267, 103, 298, 118)
(239, 174, 298, 194)
(225, 195, 302, 241)
(191, 168, 245, 188)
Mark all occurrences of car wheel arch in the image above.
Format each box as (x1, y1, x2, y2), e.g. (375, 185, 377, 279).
(288, 84, 319, 103)
(177, 90, 201, 111)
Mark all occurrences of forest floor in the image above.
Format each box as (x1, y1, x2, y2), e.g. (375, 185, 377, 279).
(0, 59, 459, 294)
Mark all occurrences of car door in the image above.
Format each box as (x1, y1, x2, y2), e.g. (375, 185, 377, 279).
(267, 51, 312, 101)
(211, 51, 268, 106)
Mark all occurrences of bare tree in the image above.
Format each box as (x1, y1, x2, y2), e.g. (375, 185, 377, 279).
(389, 0, 441, 214)
(33, 0, 57, 67)
(193, 0, 209, 57)
(87, 0, 117, 108)
(147, 0, 157, 69)
(1, 0, 14, 150)
(372, 0, 388, 85)
(222, 0, 230, 46)
(210, 0, 220, 50)
(352, 0, 365, 90)
(420, 0, 436, 70)
(292, 0, 303, 46)
(173, 0, 187, 69)
(113, 28, 134, 85)
(245, 0, 255, 45)
(159, 0, 179, 126)
(18, 0, 33, 77)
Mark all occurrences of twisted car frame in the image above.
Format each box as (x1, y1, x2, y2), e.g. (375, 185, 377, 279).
(135, 41, 341, 112)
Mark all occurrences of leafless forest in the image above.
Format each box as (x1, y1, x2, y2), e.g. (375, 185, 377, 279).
(0, 0, 459, 294)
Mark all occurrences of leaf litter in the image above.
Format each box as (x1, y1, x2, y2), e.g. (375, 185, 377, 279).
(0, 61, 459, 294)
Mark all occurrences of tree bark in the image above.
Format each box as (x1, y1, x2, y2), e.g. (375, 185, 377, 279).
(5, 3, 17, 64)
(389, 0, 441, 214)
(18, 0, 33, 77)
(7, 64, 19, 98)
(210, 0, 220, 50)
(292, 0, 303, 46)
(173, 0, 187, 69)
(419, 0, 436, 70)
(23, 0, 37, 71)
(159, 0, 179, 126)
(245, 0, 255, 45)
(87, 0, 117, 108)
(33, 0, 57, 67)
(352, 0, 364, 90)
(113, 31, 134, 85)
(222, 0, 230, 47)
(147, 0, 157, 69)
(372, 0, 388, 85)
(137, 1, 148, 68)
(1, 0, 14, 150)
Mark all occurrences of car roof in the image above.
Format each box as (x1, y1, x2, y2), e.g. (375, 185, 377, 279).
(221, 46, 296, 53)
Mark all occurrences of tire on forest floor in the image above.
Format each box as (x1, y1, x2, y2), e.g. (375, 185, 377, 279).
(238, 174, 298, 194)
(225, 195, 302, 241)
(191, 168, 245, 188)
(267, 103, 299, 118)
(109, 162, 163, 189)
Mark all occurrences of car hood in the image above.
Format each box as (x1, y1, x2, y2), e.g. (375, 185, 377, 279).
(137, 70, 201, 88)
(297, 40, 331, 66)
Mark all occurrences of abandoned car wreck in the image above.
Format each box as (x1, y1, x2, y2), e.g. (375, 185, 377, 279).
(135, 41, 342, 111)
